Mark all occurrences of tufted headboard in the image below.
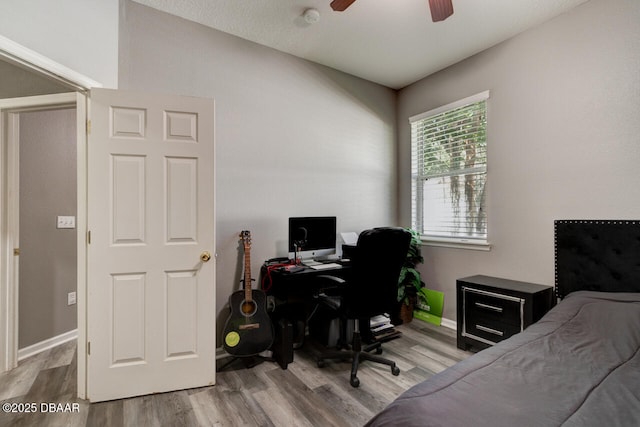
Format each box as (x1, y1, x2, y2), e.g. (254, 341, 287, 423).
(554, 220, 640, 299)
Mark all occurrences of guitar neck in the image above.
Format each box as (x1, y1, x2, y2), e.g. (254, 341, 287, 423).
(243, 239, 252, 302)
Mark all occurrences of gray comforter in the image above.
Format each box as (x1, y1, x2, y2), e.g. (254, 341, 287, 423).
(366, 291, 640, 427)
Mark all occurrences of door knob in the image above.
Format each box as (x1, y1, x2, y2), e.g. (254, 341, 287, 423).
(200, 251, 211, 262)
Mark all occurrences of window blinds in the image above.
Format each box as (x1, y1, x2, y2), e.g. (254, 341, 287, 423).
(410, 91, 489, 242)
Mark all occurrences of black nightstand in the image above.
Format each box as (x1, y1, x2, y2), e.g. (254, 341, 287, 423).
(456, 275, 555, 351)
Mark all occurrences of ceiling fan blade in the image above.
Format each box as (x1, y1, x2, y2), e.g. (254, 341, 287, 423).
(428, 0, 454, 22)
(330, 0, 357, 12)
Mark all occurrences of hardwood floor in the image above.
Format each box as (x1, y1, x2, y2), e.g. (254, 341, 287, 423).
(0, 321, 470, 426)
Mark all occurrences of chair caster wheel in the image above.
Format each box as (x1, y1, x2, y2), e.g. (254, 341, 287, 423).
(350, 376, 360, 388)
(392, 366, 400, 376)
(317, 360, 325, 368)
(376, 347, 383, 355)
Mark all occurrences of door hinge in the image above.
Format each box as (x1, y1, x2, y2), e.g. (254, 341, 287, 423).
(87, 230, 91, 244)
(86, 119, 91, 135)
(13, 248, 20, 256)
(87, 342, 91, 356)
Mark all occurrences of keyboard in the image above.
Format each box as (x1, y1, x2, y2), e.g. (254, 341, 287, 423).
(308, 263, 341, 270)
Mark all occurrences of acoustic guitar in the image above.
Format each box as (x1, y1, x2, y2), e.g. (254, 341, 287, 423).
(222, 231, 274, 356)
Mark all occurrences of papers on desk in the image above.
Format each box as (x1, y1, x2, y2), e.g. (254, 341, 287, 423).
(308, 262, 341, 270)
(341, 232, 359, 245)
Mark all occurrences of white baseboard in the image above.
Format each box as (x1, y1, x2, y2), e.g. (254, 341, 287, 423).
(18, 329, 78, 361)
(440, 317, 457, 331)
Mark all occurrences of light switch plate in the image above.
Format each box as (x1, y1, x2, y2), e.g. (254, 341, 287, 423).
(57, 216, 75, 229)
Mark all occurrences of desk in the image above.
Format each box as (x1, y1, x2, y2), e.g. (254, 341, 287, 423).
(261, 261, 351, 368)
(262, 262, 351, 300)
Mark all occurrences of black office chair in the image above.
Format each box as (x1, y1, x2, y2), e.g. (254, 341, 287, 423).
(315, 227, 411, 387)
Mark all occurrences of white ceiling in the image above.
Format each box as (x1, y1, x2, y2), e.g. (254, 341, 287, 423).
(131, 0, 590, 89)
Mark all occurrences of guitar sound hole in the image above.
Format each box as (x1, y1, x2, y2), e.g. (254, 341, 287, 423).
(240, 300, 257, 316)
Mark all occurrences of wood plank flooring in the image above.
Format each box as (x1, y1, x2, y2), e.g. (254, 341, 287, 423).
(0, 321, 470, 426)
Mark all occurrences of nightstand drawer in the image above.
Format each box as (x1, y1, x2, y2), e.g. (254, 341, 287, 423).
(465, 319, 521, 344)
(463, 287, 523, 327)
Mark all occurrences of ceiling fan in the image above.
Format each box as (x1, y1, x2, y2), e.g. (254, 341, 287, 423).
(330, 0, 454, 22)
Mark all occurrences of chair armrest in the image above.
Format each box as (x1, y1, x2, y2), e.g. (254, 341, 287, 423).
(315, 274, 347, 294)
(316, 275, 346, 286)
(314, 275, 347, 311)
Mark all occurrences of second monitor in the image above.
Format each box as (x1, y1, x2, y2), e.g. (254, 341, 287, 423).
(288, 216, 337, 262)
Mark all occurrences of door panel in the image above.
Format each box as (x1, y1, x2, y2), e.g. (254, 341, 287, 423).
(166, 270, 198, 357)
(166, 157, 198, 242)
(87, 88, 215, 402)
(111, 273, 146, 365)
(112, 155, 146, 244)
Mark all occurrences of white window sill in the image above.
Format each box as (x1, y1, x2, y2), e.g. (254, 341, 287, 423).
(421, 237, 491, 251)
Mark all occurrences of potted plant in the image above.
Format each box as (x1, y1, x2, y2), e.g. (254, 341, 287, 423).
(393, 228, 425, 325)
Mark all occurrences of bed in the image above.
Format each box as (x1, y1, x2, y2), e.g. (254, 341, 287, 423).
(366, 220, 640, 427)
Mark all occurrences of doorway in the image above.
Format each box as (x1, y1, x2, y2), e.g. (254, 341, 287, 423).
(0, 37, 97, 400)
(17, 107, 78, 358)
(1, 94, 82, 377)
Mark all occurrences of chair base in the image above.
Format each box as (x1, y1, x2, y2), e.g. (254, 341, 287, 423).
(317, 330, 400, 387)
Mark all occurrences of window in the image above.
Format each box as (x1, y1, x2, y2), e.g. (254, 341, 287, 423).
(410, 91, 489, 246)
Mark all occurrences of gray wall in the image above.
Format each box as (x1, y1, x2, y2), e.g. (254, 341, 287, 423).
(0, 60, 71, 98)
(9, 0, 636, 339)
(19, 108, 77, 348)
(397, 0, 640, 321)
(0, 0, 119, 88)
(119, 1, 398, 342)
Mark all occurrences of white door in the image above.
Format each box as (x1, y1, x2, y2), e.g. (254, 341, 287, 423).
(86, 89, 216, 402)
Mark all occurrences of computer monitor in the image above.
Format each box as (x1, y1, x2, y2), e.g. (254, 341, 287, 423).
(288, 216, 337, 261)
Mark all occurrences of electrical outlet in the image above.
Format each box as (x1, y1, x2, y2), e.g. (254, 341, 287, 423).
(57, 216, 76, 229)
(68, 291, 77, 306)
